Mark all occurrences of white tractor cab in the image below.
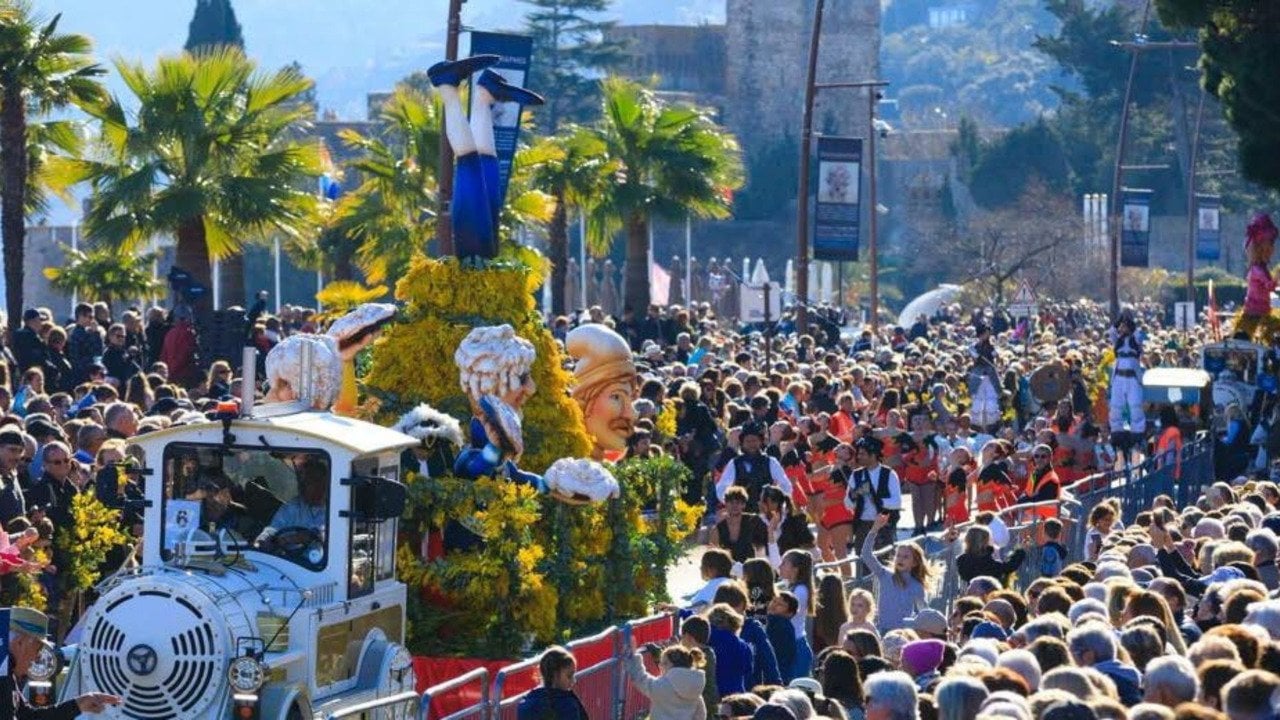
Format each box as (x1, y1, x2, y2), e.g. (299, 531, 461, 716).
(1200, 339, 1270, 430)
(55, 400, 420, 720)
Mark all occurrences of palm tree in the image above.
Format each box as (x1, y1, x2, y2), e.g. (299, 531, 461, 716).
(527, 126, 615, 315)
(44, 243, 161, 308)
(330, 87, 440, 285)
(589, 77, 743, 311)
(0, 3, 103, 328)
(47, 48, 320, 314)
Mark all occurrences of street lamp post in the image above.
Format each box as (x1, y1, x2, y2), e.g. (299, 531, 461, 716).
(435, 0, 465, 257)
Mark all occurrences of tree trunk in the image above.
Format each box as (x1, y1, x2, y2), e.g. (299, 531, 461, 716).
(548, 191, 568, 317)
(176, 216, 214, 317)
(1, 81, 27, 332)
(623, 213, 650, 313)
(220, 250, 246, 308)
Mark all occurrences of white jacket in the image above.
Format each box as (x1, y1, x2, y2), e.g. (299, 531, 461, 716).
(624, 653, 707, 720)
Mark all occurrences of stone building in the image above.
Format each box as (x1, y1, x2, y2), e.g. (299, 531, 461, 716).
(607, 0, 882, 170)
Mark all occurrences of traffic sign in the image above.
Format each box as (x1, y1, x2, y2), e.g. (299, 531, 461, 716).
(1011, 281, 1036, 306)
(1009, 281, 1038, 318)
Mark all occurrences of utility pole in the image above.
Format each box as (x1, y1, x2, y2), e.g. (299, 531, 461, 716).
(436, 0, 465, 257)
(1186, 88, 1207, 304)
(1107, 0, 1197, 316)
(795, 0, 827, 335)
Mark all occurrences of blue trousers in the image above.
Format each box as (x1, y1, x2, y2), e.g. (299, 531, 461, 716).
(452, 153, 501, 260)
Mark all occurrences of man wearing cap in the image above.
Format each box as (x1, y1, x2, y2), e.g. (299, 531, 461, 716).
(904, 608, 948, 641)
(715, 422, 793, 513)
(0, 607, 119, 717)
(0, 431, 26, 527)
(11, 310, 45, 375)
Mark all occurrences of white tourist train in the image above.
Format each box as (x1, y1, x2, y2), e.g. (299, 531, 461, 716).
(52, 359, 420, 720)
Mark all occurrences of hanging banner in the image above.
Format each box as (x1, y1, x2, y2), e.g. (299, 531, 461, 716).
(813, 136, 863, 262)
(1196, 194, 1221, 261)
(468, 31, 535, 207)
(1120, 187, 1153, 267)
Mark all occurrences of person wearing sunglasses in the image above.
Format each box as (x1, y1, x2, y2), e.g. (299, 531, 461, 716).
(1019, 443, 1061, 505)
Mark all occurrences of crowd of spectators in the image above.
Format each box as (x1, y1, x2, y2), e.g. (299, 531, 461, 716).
(525, 297, 1280, 720)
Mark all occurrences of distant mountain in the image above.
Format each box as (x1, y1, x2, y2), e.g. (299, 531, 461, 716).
(49, 0, 725, 118)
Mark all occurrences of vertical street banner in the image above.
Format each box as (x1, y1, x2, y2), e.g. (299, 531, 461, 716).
(1120, 187, 1153, 267)
(1196, 194, 1222, 261)
(468, 31, 534, 207)
(813, 136, 863, 262)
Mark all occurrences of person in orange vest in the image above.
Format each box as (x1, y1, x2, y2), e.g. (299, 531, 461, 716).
(1153, 404, 1183, 480)
(1021, 444, 1062, 520)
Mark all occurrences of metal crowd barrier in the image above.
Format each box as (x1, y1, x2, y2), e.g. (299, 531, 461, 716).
(325, 690, 420, 720)
(491, 657, 540, 720)
(419, 668, 490, 720)
(565, 627, 622, 720)
(415, 616, 681, 720)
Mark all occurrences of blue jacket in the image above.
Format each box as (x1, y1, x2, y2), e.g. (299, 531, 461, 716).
(708, 626, 754, 696)
(765, 615, 796, 684)
(741, 616, 781, 687)
(515, 687, 588, 720)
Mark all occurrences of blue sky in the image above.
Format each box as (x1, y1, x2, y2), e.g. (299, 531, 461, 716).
(38, 0, 724, 223)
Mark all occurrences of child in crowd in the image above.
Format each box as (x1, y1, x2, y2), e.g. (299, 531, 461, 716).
(665, 549, 734, 612)
(812, 573, 848, 654)
(765, 591, 799, 684)
(860, 512, 934, 633)
(515, 646, 588, 720)
(1039, 517, 1069, 577)
(705, 604, 753, 696)
(622, 640, 707, 720)
(837, 587, 879, 640)
(1086, 503, 1118, 562)
(678, 615, 718, 714)
(777, 549, 815, 680)
(741, 557, 776, 621)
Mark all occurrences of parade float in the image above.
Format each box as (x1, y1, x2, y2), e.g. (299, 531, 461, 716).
(359, 52, 701, 673)
(363, 253, 700, 671)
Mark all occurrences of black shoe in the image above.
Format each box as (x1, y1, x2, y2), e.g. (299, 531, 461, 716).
(477, 69, 545, 106)
(427, 55, 500, 87)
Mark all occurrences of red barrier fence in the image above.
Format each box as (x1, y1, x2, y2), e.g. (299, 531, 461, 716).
(416, 614, 680, 720)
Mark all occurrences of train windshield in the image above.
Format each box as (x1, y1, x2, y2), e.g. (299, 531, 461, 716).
(161, 443, 332, 571)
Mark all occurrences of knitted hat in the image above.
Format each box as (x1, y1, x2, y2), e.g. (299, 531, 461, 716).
(901, 639, 946, 677)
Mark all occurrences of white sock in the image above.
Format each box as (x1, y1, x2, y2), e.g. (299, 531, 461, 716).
(437, 85, 477, 157)
(471, 85, 498, 157)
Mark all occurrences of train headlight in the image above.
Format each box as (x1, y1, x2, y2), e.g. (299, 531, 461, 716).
(228, 656, 265, 694)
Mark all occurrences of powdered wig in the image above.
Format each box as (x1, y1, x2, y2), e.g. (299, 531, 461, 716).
(455, 325, 536, 402)
(264, 334, 342, 409)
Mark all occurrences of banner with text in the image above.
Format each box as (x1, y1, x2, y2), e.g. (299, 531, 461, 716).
(468, 31, 534, 207)
(813, 136, 863, 262)
(1120, 187, 1153, 267)
(1196, 194, 1221, 261)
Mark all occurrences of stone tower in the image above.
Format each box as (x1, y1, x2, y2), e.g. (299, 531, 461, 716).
(725, 0, 882, 159)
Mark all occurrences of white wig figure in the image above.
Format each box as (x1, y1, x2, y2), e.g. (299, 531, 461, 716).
(543, 457, 620, 504)
(264, 334, 343, 409)
(392, 403, 464, 449)
(454, 324, 537, 409)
